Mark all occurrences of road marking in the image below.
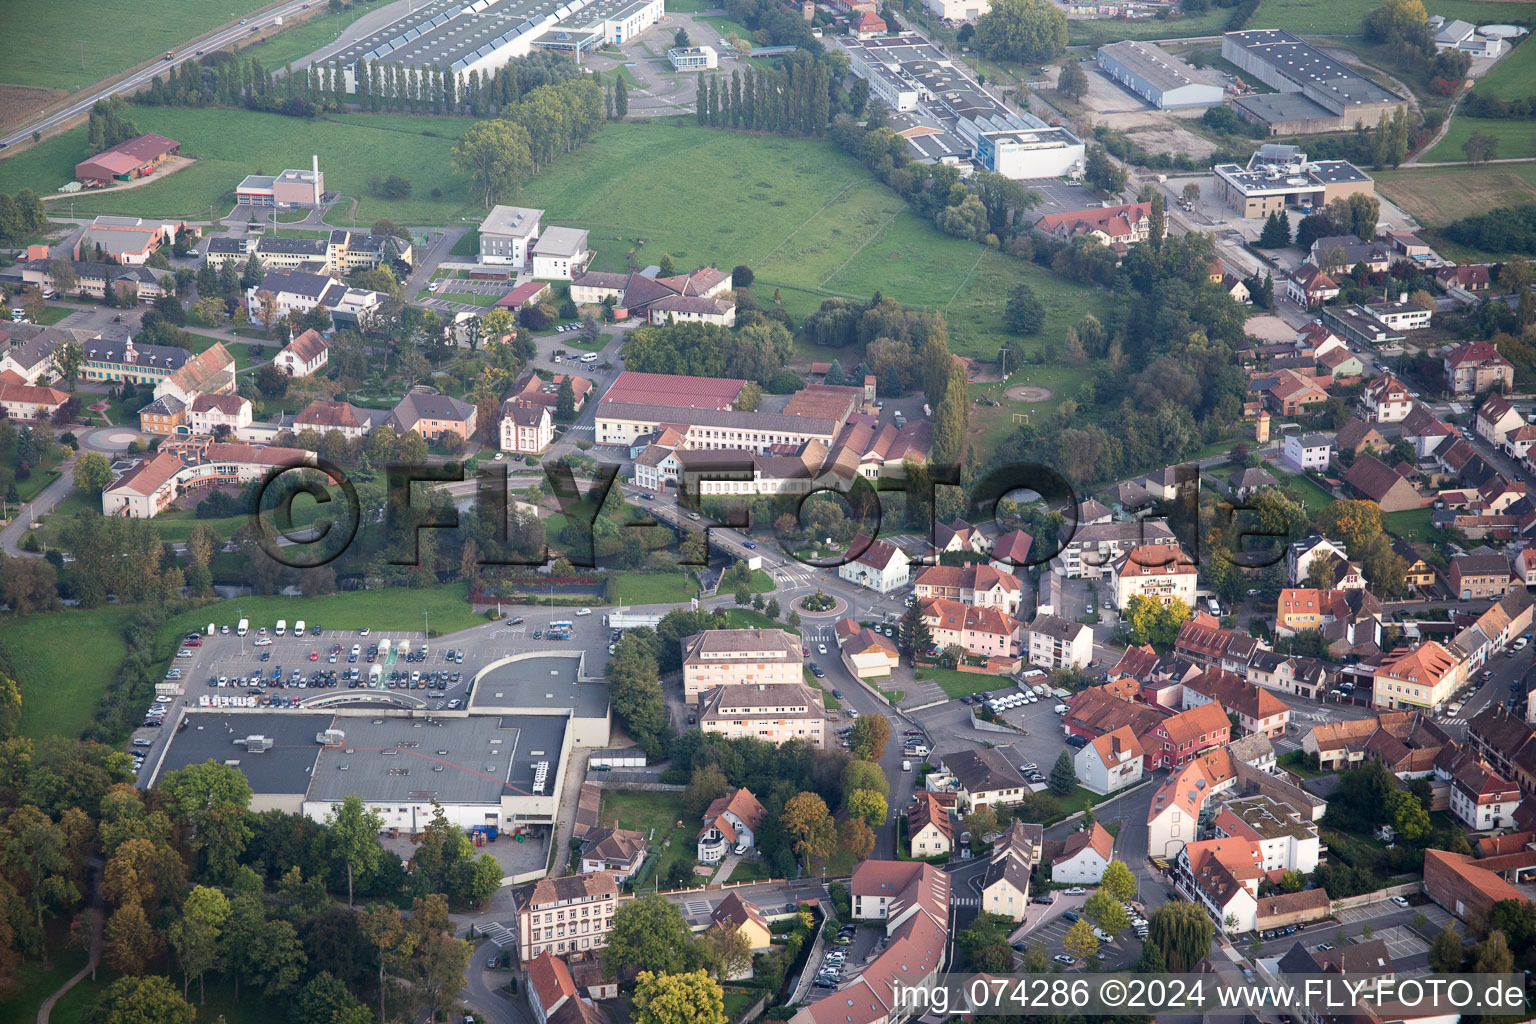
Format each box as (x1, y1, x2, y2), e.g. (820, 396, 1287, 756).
(682, 899, 713, 916)
(480, 922, 516, 947)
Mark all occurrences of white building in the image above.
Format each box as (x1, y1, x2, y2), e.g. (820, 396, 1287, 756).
(1025, 613, 1094, 670)
(838, 535, 911, 593)
(1282, 432, 1332, 472)
(1075, 726, 1145, 796)
(186, 394, 253, 437)
(272, 328, 329, 378)
(479, 206, 542, 265)
(531, 227, 591, 280)
(668, 45, 718, 70)
(1211, 794, 1322, 874)
(1097, 41, 1225, 109)
(1447, 757, 1522, 831)
(1111, 543, 1198, 610)
(922, 0, 990, 20)
(1050, 822, 1115, 884)
(697, 788, 766, 864)
(501, 398, 554, 455)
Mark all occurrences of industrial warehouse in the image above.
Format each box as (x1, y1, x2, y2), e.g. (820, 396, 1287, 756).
(1096, 41, 1225, 109)
(1212, 143, 1375, 218)
(1222, 28, 1406, 134)
(327, 0, 664, 92)
(835, 31, 1086, 178)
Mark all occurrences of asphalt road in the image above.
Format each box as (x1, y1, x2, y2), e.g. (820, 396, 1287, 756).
(0, 0, 319, 150)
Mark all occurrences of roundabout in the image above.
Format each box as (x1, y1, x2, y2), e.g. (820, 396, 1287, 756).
(795, 591, 848, 618)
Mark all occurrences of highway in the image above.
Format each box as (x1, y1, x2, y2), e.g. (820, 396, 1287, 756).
(0, 0, 318, 151)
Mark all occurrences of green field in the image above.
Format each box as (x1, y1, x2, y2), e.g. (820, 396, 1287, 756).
(3, 605, 138, 741)
(236, 2, 378, 70)
(1473, 38, 1536, 100)
(158, 583, 486, 643)
(599, 788, 696, 889)
(1375, 163, 1536, 229)
(612, 572, 698, 605)
(1387, 507, 1435, 543)
(518, 120, 1104, 360)
(1423, 116, 1536, 163)
(0, 108, 475, 225)
(920, 666, 1003, 700)
(0, 0, 279, 93)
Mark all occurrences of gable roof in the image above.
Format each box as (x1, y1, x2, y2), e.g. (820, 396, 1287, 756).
(1060, 821, 1115, 863)
(1344, 453, 1418, 503)
(1158, 700, 1230, 745)
(279, 328, 328, 364)
(700, 787, 766, 842)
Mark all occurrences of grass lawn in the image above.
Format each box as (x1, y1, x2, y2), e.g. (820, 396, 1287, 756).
(1063, 0, 1536, 41)
(34, 305, 74, 325)
(746, 568, 776, 593)
(516, 119, 1107, 368)
(236, 3, 378, 69)
(0, 946, 88, 1024)
(920, 666, 1004, 701)
(29, 488, 95, 549)
(724, 608, 785, 630)
(600, 788, 697, 890)
(722, 987, 759, 1023)
(0, 108, 476, 225)
(2, 605, 138, 741)
(1473, 38, 1536, 100)
(158, 582, 485, 642)
(726, 859, 774, 883)
(15, 467, 62, 505)
(612, 572, 697, 605)
(1423, 116, 1536, 164)
(450, 229, 479, 257)
(2, 0, 277, 92)
(1376, 163, 1536, 228)
(1270, 468, 1335, 514)
(1387, 507, 1436, 543)
(43, 970, 280, 1024)
(805, 668, 840, 710)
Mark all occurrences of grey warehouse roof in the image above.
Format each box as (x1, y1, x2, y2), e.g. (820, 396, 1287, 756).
(470, 653, 610, 719)
(1226, 29, 1402, 106)
(1097, 40, 1220, 94)
(154, 712, 328, 795)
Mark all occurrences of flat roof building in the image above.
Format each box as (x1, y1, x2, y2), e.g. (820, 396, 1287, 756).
(1223, 29, 1404, 134)
(237, 161, 325, 208)
(1097, 41, 1225, 109)
(1212, 146, 1373, 218)
(669, 45, 718, 70)
(468, 652, 611, 747)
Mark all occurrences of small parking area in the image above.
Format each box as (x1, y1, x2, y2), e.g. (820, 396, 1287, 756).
(1333, 897, 1420, 925)
(1373, 924, 1430, 962)
(804, 926, 886, 1002)
(910, 698, 1072, 773)
(1011, 891, 1141, 970)
(1022, 177, 1101, 215)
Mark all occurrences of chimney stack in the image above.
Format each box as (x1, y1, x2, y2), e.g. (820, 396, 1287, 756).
(312, 155, 320, 206)
(1399, 290, 1408, 304)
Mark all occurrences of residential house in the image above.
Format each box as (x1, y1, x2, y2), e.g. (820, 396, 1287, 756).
(1343, 453, 1423, 512)
(1146, 748, 1238, 858)
(1231, 465, 1277, 500)
(186, 393, 252, 437)
(1059, 519, 1177, 578)
(1254, 368, 1331, 417)
(1050, 822, 1115, 884)
(1309, 234, 1392, 272)
(1246, 651, 1330, 700)
(1111, 542, 1198, 610)
(1372, 641, 1463, 711)
(1276, 940, 1395, 992)
(981, 821, 1043, 920)
(500, 399, 554, 455)
(272, 328, 329, 378)
(526, 951, 581, 1024)
(852, 10, 887, 37)
(1221, 274, 1251, 304)
(1171, 836, 1263, 933)
(0, 379, 69, 421)
(709, 893, 773, 955)
(1436, 264, 1492, 293)
(838, 535, 911, 594)
(1448, 755, 1522, 831)
(935, 518, 990, 555)
(1477, 393, 1524, 447)
(1074, 725, 1144, 795)
(912, 564, 1023, 614)
(387, 391, 477, 443)
(1283, 432, 1334, 472)
(1361, 373, 1414, 423)
(512, 872, 623, 963)
(1285, 535, 1361, 588)
(989, 529, 1034, 570)
(1301, 710, 1453, 773)
(137, 394, 185, 434)
(1286, 264, 1339, 307)
(926, 747, 1028, 813)
(245, 270, 382, 328)
(1363, 292, 1432, 331)
(1211, 793, 1322, 873)
(1182, 668, 1291, 738)
(504, 370, 591, 415)
(1334, 418, 1389, 456)
(1099, 479, 1155, 516)
(1450, 552, 1511, 600)
(1063, 686, 1169, 744)
(0, 326, 65, 384)
(1173, 614, 1261, 674)
(920, 598, 1023, 660)
(682, 628, 805, 701)
(293, 399, 373, 440)
(698, 682, 826, 748)
(531, 227, 591, 280)
(571, 267, 734, 322)
(1024, 613, 1093, 670)
(1034, 202, 1153, 256)
(578, 828, 647, 884)
(1227, 732, 1279, 773)
(1316, 346, 1364, 379)
(1445, 340, 1514, 397)
(907, 791, 956, 859)
(1395, 539, 1436, 589)
(836, 620, 901, 678)
(697, 788, 766, 864)
(1147, 701, 1231, 769)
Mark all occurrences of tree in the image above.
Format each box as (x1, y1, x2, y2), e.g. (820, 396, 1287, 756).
(74, 451, 113, 493)
(848, 713, 890, 760)
(605, 894, 698, 977)
(684, 763, 731, 817)
(615, 77, 629, 118)
(169, 884, 230, 1002)
(658, 253, 677, 278)
(1384, 788, 1430, 842)
(326, 793, 385, 907)
(1259, 210, 1292, 248)
(898, 600, 933, 654)
(674, 26, 692, 47)
(1503, 253, 1534, 296)
(841, 760, 889, 800)
(1463, 127, 1499, 164)
(1062, 918, 1100, 960)
(1429, 923, 1464, 972)
(1084, 890, 1129, 934)
(1084, 144, 1127, 194)
(698, 923, 753, 982)
(1057, 60, 1089, 100)
(974, 0, 1068, 63)
(85, 974, 195, 1024)
(781, 791, 836, 866)
(450, 119, 534, 208)
(104, 903, 162, 976)
(838, 816, 875, 859)
(1101, 859, 1137, 902)
(846, 789, 888, 829)
(633, 970, 726, 1024)
(1145, 900, 1215, 972)
(1048, 750, 1077, 796)
(1182, 183, 1200, 206)
(1474, 929, 1513, 974)
(1005, 282, 1045, 334)
(732, 265, 754, 289)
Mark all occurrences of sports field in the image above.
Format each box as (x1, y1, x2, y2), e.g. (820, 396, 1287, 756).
(0, 107, 475, 224)
(517, 120, 1104, 360)
(1, 0, 277, 93)
(1375, 163, 1536, 226)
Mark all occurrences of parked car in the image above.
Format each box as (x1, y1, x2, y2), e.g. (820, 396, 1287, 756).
(1053, 955, 1076, 965)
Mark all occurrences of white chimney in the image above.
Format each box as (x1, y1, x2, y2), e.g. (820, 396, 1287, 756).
(1399, 291, 1408, 304)
(312, 155, 320, 206)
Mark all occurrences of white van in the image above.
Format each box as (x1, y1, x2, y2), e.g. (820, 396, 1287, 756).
(237, 618, 249, 637)
(275, 619, 287, 636)
(580, 352, 598, 363)
(294, 620, 306, 638)
(902, 760, 913, 771)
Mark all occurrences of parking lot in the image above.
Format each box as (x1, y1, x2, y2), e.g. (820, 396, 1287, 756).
(1023, 177, 1101, 216)
(1008, 889, 1142, 970)
(131, 608, 620, 771)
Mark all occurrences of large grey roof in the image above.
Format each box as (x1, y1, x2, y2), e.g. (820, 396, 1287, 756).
(469, 653, 610, 719)
(1098, 40, 1220, 94)
(1225, 29, 1401, 106)
(154, 712, 328, 796)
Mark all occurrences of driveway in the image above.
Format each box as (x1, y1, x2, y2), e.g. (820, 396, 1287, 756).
(0, 455, 75, 556)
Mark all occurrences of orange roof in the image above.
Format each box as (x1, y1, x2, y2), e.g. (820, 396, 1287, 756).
(526, 951, 579, 1014)
(1087, 725, 1142, 768)
(1157, 700, 1230, 746)
(1373, 641, 1458, 688)
(908, 791, 954, 842)
(1060, 821, 1115, 863)
(913, 563, 1021, 594)
(1148, 747, 1236, 825)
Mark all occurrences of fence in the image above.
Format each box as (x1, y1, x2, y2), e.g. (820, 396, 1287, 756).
(1329, 882, 1421, 912)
